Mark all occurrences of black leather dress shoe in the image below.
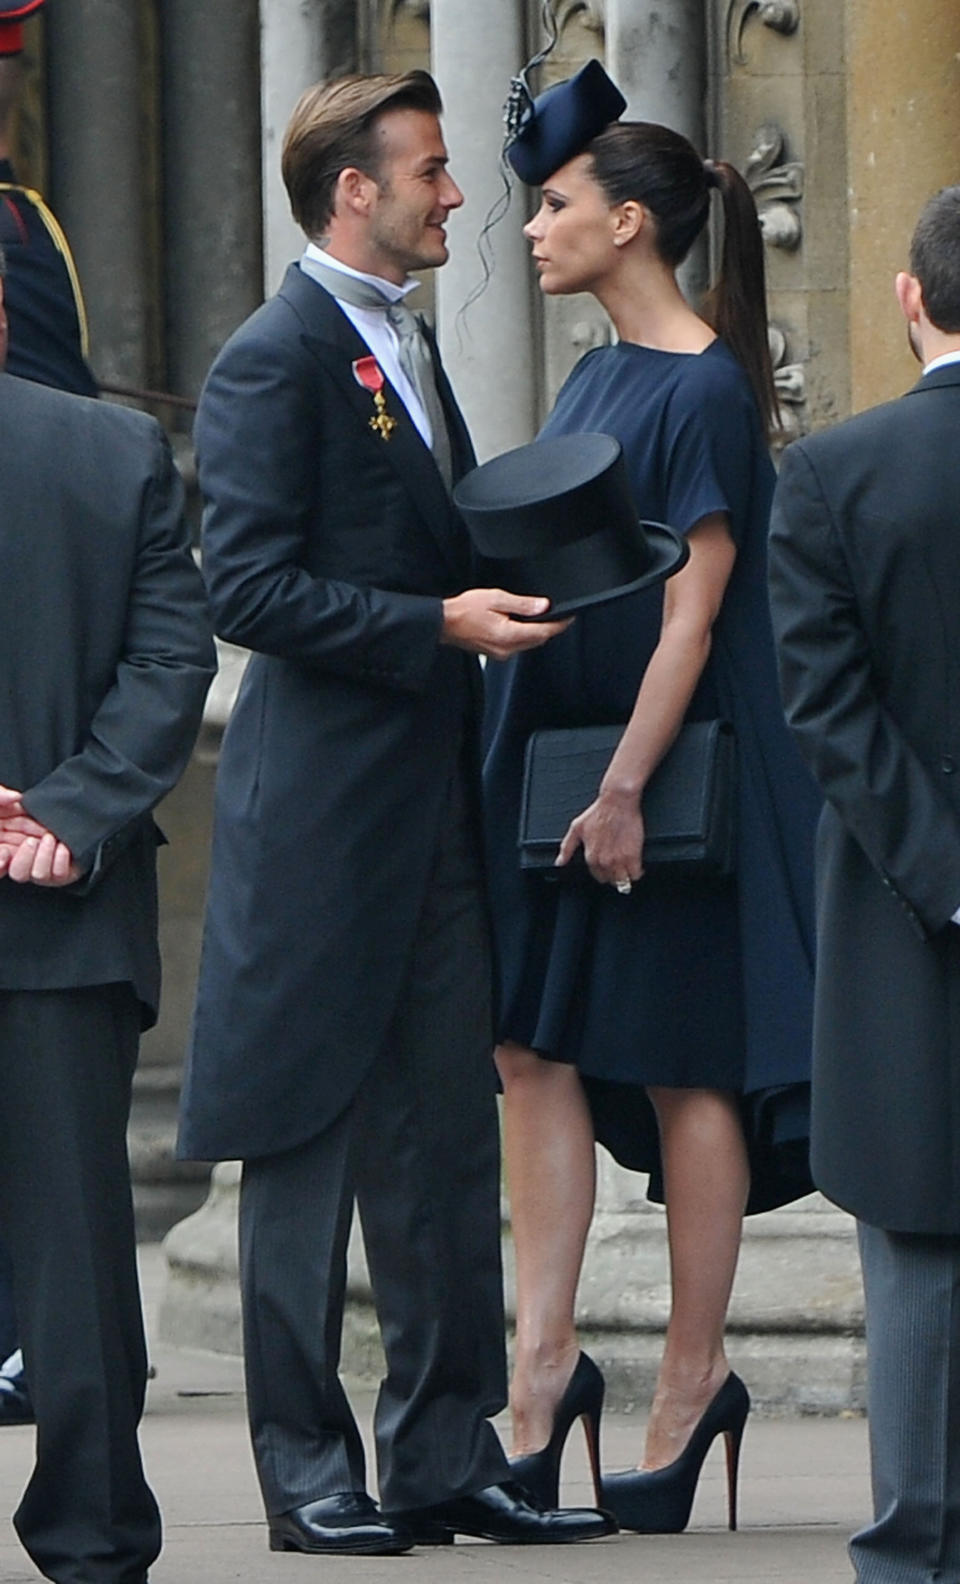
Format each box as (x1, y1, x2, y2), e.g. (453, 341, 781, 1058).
(387, 1480, 618, 1545)
(268, 1493, 413, 1555)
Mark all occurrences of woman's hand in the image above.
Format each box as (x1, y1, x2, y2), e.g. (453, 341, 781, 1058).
(556, 787, 645, 888)
(554, 513, 737, 893)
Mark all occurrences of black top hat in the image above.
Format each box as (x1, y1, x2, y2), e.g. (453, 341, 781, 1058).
(0, 0, 44, 56)
(506, 60, 627, 187)
(453, 432, 687, 620)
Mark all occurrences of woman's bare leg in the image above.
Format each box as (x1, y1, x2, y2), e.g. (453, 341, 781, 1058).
(641, 1086, 750, 1470)
(496, 1041, 597, 1455)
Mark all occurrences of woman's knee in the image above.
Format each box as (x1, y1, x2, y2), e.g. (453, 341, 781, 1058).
(496, 1041, 574, 1095)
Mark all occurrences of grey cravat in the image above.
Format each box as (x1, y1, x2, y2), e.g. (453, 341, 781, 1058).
(301, 253, 453, 487)
(384, 301, 453, 489)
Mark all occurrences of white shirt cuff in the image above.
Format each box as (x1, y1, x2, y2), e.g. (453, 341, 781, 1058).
(952, 905, 960, 926)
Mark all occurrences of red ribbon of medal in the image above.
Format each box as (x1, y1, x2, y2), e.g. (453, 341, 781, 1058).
(352, 356, 397, 441)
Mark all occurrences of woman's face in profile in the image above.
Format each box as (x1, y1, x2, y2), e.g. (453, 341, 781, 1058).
(523, 154, 621, 297)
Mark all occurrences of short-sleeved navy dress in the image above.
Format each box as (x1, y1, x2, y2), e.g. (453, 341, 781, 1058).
(483, 339, 821, 1213)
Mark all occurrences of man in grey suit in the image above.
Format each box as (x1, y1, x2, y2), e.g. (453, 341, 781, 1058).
(0, 245, 216, 1583)
(178, 71, 611, 1556)
(769, 186, 960, 1584)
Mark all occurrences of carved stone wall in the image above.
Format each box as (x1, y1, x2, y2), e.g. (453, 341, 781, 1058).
(708, 1, 846, 437)
(845, 0, 960, 413)
(711, 1, 960, 431)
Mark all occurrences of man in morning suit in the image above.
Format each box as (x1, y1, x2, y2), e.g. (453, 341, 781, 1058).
(0, 244, 215, 1583)
(768, 185, 960, 1584)
(177, 71, 613, 1556)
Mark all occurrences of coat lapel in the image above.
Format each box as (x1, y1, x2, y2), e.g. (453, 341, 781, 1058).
(278, 265, 473, 583)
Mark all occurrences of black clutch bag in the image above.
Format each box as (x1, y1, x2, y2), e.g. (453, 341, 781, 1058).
(518, 719, 736, 878)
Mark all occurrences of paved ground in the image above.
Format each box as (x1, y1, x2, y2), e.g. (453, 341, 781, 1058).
(0, 1246, 868, 1583)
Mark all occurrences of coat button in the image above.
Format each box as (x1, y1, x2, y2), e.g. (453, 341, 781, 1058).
(943, 755, 957, 774)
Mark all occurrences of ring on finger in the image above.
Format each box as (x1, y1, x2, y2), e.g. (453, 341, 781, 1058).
(614, 878, 632, 896)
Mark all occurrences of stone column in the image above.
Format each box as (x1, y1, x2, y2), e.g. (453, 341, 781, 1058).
(606, 0, 708, 298)
(163, 1148, 866, 1414)
(161, 0, 263, 403)
(606, 0, 706, 136)
(431, 0, 537, 459)
(45, 0, 153, 386)
(260, 0, 357, 295)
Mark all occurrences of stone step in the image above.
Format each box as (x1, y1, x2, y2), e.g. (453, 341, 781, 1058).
(159, 1162, 866, 1413)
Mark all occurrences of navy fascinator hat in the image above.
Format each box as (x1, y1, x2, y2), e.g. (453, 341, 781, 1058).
(505, 59, 627, 187)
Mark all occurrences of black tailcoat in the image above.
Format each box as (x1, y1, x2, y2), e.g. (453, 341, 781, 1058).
(769, 364, 960, 1233)
(179, 265, 483, 1161)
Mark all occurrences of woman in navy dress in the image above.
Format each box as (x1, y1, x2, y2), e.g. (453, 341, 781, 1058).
(484, 74, 820, 1530)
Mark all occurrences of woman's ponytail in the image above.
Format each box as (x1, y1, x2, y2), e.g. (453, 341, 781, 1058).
(701, 161, 780, 436)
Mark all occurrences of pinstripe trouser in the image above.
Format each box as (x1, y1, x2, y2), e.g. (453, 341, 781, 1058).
(852, 1221, 960, 1583)
(238, 765, 510, 1517)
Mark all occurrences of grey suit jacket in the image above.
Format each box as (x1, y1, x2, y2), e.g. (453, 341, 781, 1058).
(0, 373, 216, 1024)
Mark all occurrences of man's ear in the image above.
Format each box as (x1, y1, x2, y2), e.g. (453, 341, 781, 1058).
(334, 165, 378, 220)
(895, 270, 923, 326)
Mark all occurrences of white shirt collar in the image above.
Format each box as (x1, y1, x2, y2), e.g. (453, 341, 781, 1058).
(302, 242, 419, 305)
(922, 348, 960, 376)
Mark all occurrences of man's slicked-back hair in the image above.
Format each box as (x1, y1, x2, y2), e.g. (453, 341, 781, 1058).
(282, 69, 443, 239)
(910, 185, 960, 334)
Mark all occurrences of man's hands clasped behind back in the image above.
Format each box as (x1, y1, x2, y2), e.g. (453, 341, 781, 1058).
(0, 787, 81, 887)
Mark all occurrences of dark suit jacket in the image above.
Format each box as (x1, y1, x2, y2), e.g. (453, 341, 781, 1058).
(178, 264, 484, 1162)
(0, 373, 216, 1025)
(768, 363, 960, 1233)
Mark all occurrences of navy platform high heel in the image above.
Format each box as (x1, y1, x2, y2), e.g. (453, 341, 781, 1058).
(508, 1352, 606, 1509)
(601, 1371, 750, 1533)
